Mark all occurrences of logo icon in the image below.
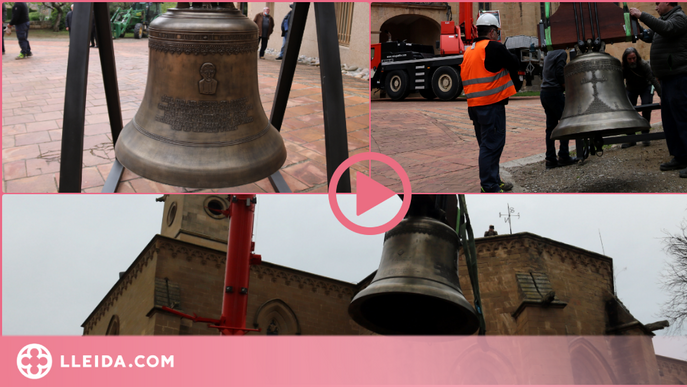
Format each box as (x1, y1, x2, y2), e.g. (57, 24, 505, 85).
(17, 344, 52, 379)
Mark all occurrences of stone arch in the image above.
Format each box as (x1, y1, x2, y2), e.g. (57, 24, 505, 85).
(252, 299, 301, 335)
(569, 337, 618, 384)
(106, 315, 120, 335)
(450, 340, 519, 384)
(378, 14, 441, 51)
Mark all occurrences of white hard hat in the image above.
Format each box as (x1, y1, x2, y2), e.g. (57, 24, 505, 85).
(476, 13, 500, 29)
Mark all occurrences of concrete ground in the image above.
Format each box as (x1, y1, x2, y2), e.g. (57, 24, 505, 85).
(371, 95, 662, 193)
(2, 36, 369, 193)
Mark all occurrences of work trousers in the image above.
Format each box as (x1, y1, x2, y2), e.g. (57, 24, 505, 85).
(279, 35, 286, 58)
(15, 22, 30, 55)
(660, 73, 687, 163)
(258, 36, 269, 58)
(469, 103, 506, 192)
(626, 84, 654, 126)
(540, 88, 570, 161)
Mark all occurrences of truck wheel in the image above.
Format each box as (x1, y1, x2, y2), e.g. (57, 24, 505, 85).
(385, 70, 409, 101)
(419, 88, 436, 100)
(432, 66, 462, 100)
(134, 23, 143, 39)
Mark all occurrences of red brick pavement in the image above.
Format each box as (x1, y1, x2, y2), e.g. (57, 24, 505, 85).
(371, 96, 661, 193)
(2, 38, 369, 193)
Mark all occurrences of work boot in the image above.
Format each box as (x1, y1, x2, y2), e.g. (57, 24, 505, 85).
(642, 140, 651, 146)
(481, 187, 504, 193)
(275, 56, 283, 60)
(660, 158, 687, 171)
(499, 180, 513, 191)
(15, 53, 26, 60)
(558, 156, 579, 167)
(545, 158, 558, 169)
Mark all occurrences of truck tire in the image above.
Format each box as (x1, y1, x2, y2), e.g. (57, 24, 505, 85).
(134, 23, 143, 39)
(432, 66, 462, 100)
(419, 87, 436, 100)
(385, 70, 409, 101)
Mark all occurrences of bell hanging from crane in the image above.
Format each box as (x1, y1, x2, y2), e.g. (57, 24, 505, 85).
(348, 216, 480, 335)
(551, 52, 650, 141)
(115, 2, 287, 188)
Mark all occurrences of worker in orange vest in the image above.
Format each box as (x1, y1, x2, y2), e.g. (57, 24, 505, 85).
(461, 13, 520, 193)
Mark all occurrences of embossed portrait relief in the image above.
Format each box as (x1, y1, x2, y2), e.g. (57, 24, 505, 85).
(199, 62, 219, 95)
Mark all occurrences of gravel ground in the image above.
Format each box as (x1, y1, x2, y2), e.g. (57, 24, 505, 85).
(504, 134, 687, 193)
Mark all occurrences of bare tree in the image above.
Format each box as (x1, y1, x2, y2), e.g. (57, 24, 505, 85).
(41, 2, 68, 32)
(661, 221, 687, 333)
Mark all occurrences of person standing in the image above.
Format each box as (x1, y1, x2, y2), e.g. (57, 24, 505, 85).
(2, 3, 7, 55)
(540, 49, 579, 169)
(90, 10, 98, 48)
(65, 4, 73, 37)
(8, 1, 31, 59)
(276, 3, 292, 60)
(484, 225, 498, 237)
(630, 3, 687, 177)
(460, 13, 519, 193)
(620, 47, 662, 148)
(253, 7, 274, 60)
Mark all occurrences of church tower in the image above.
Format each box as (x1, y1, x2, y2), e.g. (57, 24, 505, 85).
(158, 194, 231, 251)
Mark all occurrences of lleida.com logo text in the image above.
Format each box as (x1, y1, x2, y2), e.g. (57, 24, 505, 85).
(17, 343, 174, 379)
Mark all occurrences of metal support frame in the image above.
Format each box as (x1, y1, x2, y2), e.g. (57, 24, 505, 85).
(314, 3, 352, 193)
(59, 2, 352, 193)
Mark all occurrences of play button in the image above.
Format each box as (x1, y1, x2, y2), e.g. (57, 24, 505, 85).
(356, 172, 397, 216)
(328, 152, 412, 235)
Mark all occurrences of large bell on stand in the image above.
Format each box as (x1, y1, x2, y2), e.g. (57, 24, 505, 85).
(115, 2, 287, 188)
(348, 216, 480, 335)
(551, 52, 650, 141)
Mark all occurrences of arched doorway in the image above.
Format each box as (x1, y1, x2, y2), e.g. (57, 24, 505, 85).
(379, 15, 441, 53)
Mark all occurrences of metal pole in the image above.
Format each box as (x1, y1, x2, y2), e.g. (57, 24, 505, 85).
(93, 3, 123, 146)
(93, 2, 125, 193)
(314, 3, 351, 193)
(219, 194, 258, 335)
(267, 2, 310, 193)
(58, 2, 94, 192)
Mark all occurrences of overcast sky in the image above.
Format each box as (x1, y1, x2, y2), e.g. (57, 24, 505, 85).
(2, 194, 686, 360)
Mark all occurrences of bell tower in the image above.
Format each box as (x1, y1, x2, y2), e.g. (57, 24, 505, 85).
(158, 194, 231, 251)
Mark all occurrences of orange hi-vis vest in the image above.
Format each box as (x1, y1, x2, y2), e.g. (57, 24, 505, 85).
(461, 40, 516, 107)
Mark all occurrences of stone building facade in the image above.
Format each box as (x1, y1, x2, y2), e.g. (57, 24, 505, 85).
(82, 195, 366, 336)
(82, 195, 686, 384)
(243, 2, 369, 71)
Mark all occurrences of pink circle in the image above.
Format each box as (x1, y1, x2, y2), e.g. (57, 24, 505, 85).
(328, 152, 412, 235)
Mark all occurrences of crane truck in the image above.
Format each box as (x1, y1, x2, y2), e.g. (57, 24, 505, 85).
(372, 5, 542, 101)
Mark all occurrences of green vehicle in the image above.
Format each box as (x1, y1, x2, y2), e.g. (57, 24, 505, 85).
(111, 2, 162, 39)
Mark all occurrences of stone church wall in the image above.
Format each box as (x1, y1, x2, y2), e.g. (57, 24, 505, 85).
(459, 233, 614, 335)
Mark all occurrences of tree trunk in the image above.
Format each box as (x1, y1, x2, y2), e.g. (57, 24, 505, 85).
(52, 10, 62, 32)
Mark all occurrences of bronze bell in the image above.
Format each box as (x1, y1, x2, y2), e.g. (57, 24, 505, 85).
(349, 216, 480, 335)
(115, 2, 286, 188)
(551, 52, 650, 141)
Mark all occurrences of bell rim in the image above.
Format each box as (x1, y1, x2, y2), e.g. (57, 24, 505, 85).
(115, 120, 287, 189)
(551, 115, 651, 141)
(349, 278, 480, 335)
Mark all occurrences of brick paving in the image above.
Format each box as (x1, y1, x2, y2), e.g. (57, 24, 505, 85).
(2, 37, 369, 193)
(371, 96, 661, 193)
